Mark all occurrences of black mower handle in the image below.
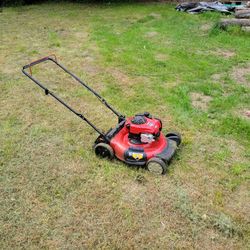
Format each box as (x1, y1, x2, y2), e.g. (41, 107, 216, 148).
(22, 54, 124, 140)
(22, 54, 57, 75)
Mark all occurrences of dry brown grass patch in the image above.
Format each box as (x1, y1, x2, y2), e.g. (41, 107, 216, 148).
(155, 53, 168, 62)
(211, 73, 223, 82)
(224, 184, 250, 223)
(149, 12, 162, 19)
(190, 92, 212, 111)
(231, 63, 250, 87)
(212, 49, 236, 59)
(108, 68, 132, 86)
(243, 110, 250, 119)
(200, 23, 212, 32)
(145, 31, 159, 38)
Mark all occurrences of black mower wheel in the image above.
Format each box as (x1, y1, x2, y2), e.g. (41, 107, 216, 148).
(94, 143, 114, 159)
(166, 132, 182, 146)
(147, 157, 167, 175)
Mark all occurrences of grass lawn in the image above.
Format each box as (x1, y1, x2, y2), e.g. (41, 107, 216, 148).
(1, 2, 250, 249)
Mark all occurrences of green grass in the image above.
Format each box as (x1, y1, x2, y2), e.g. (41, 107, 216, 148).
(0, 2, 250, 249)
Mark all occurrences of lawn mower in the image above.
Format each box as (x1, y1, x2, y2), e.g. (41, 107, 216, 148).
(22, 55, 181, 175)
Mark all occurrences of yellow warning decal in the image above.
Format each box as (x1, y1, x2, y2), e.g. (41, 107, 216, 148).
(132, 153, 143, 160)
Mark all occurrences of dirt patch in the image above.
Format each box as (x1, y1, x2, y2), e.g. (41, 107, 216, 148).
(211, 73, 223, 81)
(225, 138, 246, 162)
(244, 110, 250, 118)
(224, 184, 250, 223)
(121, 181, 147, 204)
(190, 92, 212, 111)
(231, 64, 250, 87)
(82, 64, 100, 75)
(145, 31, 159, 38)
(149, 13, 161, 19)
(200, 23, 212, 32)
(212, 49, 236, 59)
(239, 110, 250, 120)
(108, 68, 132, 86)
(232, 108, 250, 120)
(81, 50, 96, 63)
(155, 53, 168, 62)
(162, 39, 172, 46)
(108, 68, 149, 88)
(74, 31, 89, 40)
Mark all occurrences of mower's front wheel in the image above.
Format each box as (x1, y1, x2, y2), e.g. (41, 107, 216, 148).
(147, 157, 167, 175)
(94, 143, 114, 159)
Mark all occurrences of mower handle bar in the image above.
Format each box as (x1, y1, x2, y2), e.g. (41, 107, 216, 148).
(22, 55, 124, 140)
(23, 54, 57, 70)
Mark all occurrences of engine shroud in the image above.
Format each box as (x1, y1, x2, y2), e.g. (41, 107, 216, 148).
(125, 114, 162, 136)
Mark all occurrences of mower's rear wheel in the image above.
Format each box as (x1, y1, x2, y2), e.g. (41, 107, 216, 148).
(94, 143, 114, 159)
(147, 158, 167, 175)
(166, 132, 182, 146)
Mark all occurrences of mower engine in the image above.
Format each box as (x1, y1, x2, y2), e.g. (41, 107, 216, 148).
(125, 112, 162, 144)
